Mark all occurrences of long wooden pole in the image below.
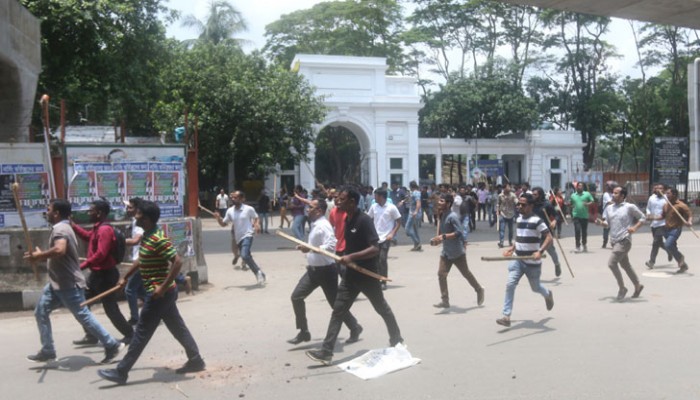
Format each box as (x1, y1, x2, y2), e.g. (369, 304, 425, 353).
(80, 285, 122, 307)
(663, 195, 699, 239)
(276, 230, 391, 282)
(198, 201, 218, 218)
(543, 208, 574, 278)
(481, 255, 547, 261)
(12, 183, 39, 280)
(549, 189, 569, 225)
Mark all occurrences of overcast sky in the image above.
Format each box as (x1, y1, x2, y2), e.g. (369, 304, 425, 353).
(164, 0, 650, 78)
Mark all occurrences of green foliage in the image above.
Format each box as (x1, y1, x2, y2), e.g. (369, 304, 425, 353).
(263, 0, 406, 73)
(315, 126, 361, 185)
(180, 0, 248, 46)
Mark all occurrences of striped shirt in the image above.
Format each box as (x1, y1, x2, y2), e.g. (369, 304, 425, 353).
(514, 213, 549, 266)
(138, 227, 177, 292)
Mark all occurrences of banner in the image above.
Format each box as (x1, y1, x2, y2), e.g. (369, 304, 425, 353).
(0, 164, 49, 228)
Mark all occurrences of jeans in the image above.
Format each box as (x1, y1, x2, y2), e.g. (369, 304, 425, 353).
(543, 240, 560, 266)
(502, 261, 550, 316)
(259, 212, 269, 233)
(125, 270, 147, 322)
(377, 240, 392, 279)
(292, 215, 306, 240)
(291, 265, 360, 332)
(499, 217, 514, 244)
(34, 283, 119, 355)
(602, 227, 610, 246)
(84, 268, 133, 339)
(649, 226, 669, 263)
(573, 217, 589, 248)
(405, 213, 421, 247)
(608, 239, 639, 289)
(117, 288, 200, 375)
(461, 216, 470, 242)
(438, 254, 481, 304)
(664, 227, 684, 262)
(238, 236, 263, 276)
(322, 276, 403, 353)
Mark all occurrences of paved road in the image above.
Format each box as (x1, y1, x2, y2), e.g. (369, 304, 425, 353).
(2, 216, 699, 399)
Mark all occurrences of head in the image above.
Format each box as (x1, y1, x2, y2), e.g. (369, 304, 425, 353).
(231, 191, 245, 207)
(307, 198, 327, 222)
(135, 200, 160, 229)
(338, 186, 360, 213)
(532, 187, 545, 204)
(503, 183, 511, 194)
(653, 183, 666, 197)
(88, 199, 110, 223)
(409, 180, 419, 190)
(374, 188, 388, 206)
(666, 187, 679, 202)
(612, 186, 627, 203)
(576, 182, 584, 193)
(438, 193, 454, 213)
(125, 197, 142, 218)
(219, 189, 225, 195)
(47, 199, 71, 224)
(517, 193, 535, 217)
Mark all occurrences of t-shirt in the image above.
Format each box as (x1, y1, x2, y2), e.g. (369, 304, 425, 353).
(498, 192, 517, 219)
(138, 227, 177, 293)
(344, 209, 380, 276)
(47, 220, 85, 290)
(514, 213, 549, 266)
(602, 202, 644, 244)
(570, 191, 595, 219)
(409, 190, 421, 213)
(223, 204, 258, 243)
(646, 194, 667, 228)
(258, 194, 270, 213)
(216, 194, 229, 210)
(328, 207, 347, 253)
(367, 202, 401, 243)
(440, 211, 465, 260)
(130, 218, 144, 261)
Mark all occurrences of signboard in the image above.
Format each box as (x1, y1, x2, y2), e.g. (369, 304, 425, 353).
(650, 137, 689, 194)
(468, 159, 504, 179)
(0, 164, 49, 228)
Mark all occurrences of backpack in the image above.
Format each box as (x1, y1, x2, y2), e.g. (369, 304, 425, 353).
(106, 224, 127, 264)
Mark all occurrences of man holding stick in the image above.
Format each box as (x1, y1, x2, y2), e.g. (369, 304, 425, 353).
(645, 183, 672, 269)
(25, 199, 124, 363)
(98, 200, 204, 384)
(306, 187, 403, 365)
(288, 198, 363, 345)
(532, 187, 562, 277)
(594, 186, 645, 300)
(430, 193, 485, 309)
(496, 193, 554, 328)
(660, 188, 693, 273)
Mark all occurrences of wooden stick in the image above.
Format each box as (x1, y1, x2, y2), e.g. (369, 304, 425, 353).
(12, 183, 39, 280)
(80, 285, 122, 307)
(79, 257, 133, 267)
(276, 230, 391, 282)
(663, 195, 699, 238)
(198, 201, 218, 218)
(543, 209, 574, 278)
(481, 255, 547, 261)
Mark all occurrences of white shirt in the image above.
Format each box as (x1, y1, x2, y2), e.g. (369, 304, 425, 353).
(367, 201, 402, 243)
(216, 194, 229, 210)
(451, 194, 463, 215)
(646, 194, 667, 228)
(307, 216, 337, 266)
(223, 204, 258, 243)
(130, 218, 144, 261)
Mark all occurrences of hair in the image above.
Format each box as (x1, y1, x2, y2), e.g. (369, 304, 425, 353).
(532, 186, 545, 202)
(233, 190, 246, 200)
(374, 188, 388, 199)
(340, 186, 361, 205)
(50, 199, 72, 219)
(316, 198, 328, 213)
(668, 187, 679, 197)
(136, 200, 161, 224)
(91, 199, 111, 216)
(409, 180, 419, 190)
(519, 193, 535, 204)
(616, 186, 628, 199)
(128, 197, 143, 208)
(440, 193, 454, 207)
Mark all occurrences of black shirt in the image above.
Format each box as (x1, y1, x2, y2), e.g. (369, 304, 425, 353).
(344, 208, 380, 275)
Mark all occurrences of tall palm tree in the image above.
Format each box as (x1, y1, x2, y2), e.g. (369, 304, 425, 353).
(181, 0, 249, 46)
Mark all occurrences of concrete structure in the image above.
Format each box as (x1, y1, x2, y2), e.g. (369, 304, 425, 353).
(0, 0, 41, 142)
(498, 0, 700, 30)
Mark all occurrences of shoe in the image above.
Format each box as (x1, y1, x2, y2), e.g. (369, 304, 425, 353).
(497, 242, 504, 248)
(101, 342, 125, 364)
(287, 330, 311, 345)
(574, 247, 582, 253)
(175, 355, 206, 374)
(496, 317, 511, 327)
(668, 253, 673, 262)
(583, 245, 588, 253)
(306, 349, 333, 365)
(241, 264, 249, 271)
(433, 301, 450, 308)
(232, 255, 239, 265)
(73, 335, 98, 346)
(645, 260, 654, 269)
(476, 287, 485, 306)
(27, 351, 56, 363)
(555, 264, 561, 277)
(256, 271, 266, 285)
(121, 335, 133, 345)
(617, 287, 628, 300)
(346, 325, 363, 344)
(508, 242, 513, 247)
(545, 290, 554, 311)
(602, 243, 607, 249)
(97, 368, 127, 385)
(677, 263, 689, 274)
(632, 284, 644, 298)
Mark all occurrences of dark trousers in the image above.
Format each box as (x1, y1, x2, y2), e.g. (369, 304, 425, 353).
(649, 226, 669, 263)
(84, 268, 133, 339)
(438, 254, 481, 303)
(377, 241, 391, 279)
(321, 276, 402, 353)
(117, 288, 200, 374)
(291, 265, 359, 332)
(573, 217, 589, 248)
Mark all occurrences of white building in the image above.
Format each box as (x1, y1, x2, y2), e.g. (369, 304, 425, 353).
(270, 54, 586, 192)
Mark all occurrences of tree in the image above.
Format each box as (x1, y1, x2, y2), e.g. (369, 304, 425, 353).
(180, 0, 248, 46)
(315, 126, 361, 185)
(263, 0, 406, 73)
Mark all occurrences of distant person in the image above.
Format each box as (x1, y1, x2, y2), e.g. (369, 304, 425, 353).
(367, 188, 402, 290)
(660, 188, 693, 273)
(216, 189, 229, 218)
(258, 190, 271, 234)
(569, 182, 595, 253)
(123, 198, 145, 325)
(645, 183, 672, 269)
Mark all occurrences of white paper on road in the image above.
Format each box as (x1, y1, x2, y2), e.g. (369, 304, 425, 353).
(337, 343, 420, 380)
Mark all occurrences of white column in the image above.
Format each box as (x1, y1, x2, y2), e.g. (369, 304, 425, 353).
(435, 153, 442, 184)
(374, 122, 387, 186)
(407, 121, 420, 181)
(300, 142, 316, 189)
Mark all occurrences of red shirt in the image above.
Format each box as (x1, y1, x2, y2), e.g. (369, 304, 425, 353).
(72, 220, 116, 271)
(328, 207, 346, 253)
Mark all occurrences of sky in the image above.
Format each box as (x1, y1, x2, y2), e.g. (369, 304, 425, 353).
(163, 0, 650, 79)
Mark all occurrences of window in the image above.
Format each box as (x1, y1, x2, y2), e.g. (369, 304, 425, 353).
(390, 158, 403, 170)
(550, 159, 561, 169)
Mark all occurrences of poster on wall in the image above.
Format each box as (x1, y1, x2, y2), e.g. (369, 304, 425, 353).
(161, 220, 194, 257)
(0, 164, 50, 228)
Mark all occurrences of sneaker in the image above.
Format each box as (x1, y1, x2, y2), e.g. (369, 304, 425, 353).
(27, 351, 56, 363)
(574, 247, 582, 253)
(617, 287, 628, 301)
(232, 255, 239, 265)
(476, 287, 485, 306)
(346, 325, 363, 344)
(645, 260, 654, 269)
(632, 284, 644, 298)
(73, 335, 98, 346)
(496, 317, 511, 327)
(545, 290, 554, 311)
(555, 264, 562, 277)
(287, 330, 311, 345)
(97, 368, 128, 385)
(306, 349, 333, 365)
(497, 242, 504, 248)
(241, 263, 249, 271)
(433, 301, 450, 308)
(100, 342, 125, 364)
(677, 263, 689, 274)
(668, 253, 673, 262)
(175, 356, 206, 374)
(256, 271, 266, 286)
